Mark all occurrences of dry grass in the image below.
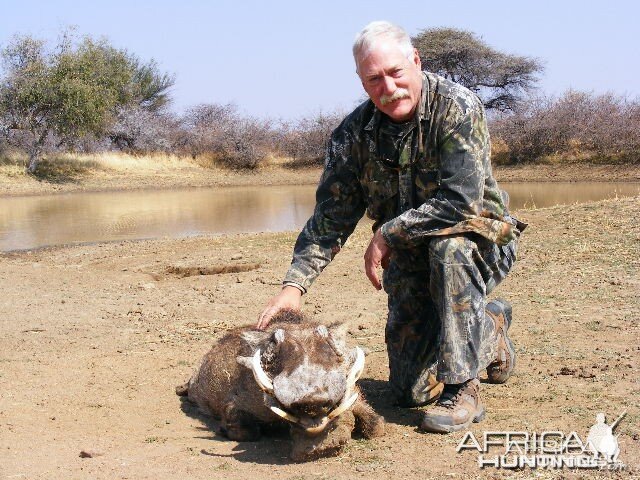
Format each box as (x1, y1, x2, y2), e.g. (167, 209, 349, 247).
(0, 150, 199, 175)
(0, 149, 27, 167)
(0, 150, 323, 196)
(489, 138, 511, 166)
(0, 151, 207, 186)
(0, 151, 296, 179)
(1, 148, 638, 197)
(47, 151, 197, 172)
(491, 138, 640, 167)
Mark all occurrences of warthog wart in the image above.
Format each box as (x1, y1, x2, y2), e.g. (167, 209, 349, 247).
(176, 309, 384, 461)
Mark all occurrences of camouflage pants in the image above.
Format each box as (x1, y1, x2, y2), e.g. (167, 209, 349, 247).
(383, 235, 517, 406)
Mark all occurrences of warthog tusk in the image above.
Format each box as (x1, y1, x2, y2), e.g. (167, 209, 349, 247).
(332, 347, 364, 422)
(251, 349, 274, 394)
(346, 346, 365, 388)
(270, 390, 358, 433)
(301, 416, 330, 435)
(270, 404, 329, 435)
(328, 391, 359, 419)
(269, 405, 300, 424)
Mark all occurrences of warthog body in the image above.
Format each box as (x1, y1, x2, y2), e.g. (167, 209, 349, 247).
(176, 309, 384, 461)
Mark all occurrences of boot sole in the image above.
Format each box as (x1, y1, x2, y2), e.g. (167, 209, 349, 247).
(486, 298, 516, 384)
(420, 405, 486, 434)
(487, 336, 516, 384)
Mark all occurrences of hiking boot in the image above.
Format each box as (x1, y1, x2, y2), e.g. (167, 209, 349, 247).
(420, 378, 485, 434)
(485, 298, 516, 384)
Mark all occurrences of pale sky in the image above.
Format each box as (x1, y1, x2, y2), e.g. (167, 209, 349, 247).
(1, 0, 638, 119)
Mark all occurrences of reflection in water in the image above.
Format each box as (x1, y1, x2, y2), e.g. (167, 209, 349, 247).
(1, 182, 638, 251)
(504, 183, 638, 210)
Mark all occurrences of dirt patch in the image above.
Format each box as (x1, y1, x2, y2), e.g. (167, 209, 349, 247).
(164, 263, 261, 278)
(0, 197, 638, 479)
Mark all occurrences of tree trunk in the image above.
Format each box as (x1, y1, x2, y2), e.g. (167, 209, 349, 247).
(25, 130, 47, 174)
(26, 150, 40, 173)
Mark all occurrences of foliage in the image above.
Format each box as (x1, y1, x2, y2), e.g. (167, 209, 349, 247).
(3, 27, 636, 172)
(277, 110, 343, 166)
(412, 28, 543, 111)
(127, 57, 174, 112)
(109, 105, 180, 153)
(490, 91, 640, 163)
(0, 31, 174, 172)
(181, 103, 272, 169)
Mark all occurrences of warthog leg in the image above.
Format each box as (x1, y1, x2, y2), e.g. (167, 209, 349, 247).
(289, 410, 356, 462)
(352, 392, 385, 438)
(220, 401, 261, 442)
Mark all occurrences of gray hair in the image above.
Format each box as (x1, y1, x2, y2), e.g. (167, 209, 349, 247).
(353, 21, 414, 71)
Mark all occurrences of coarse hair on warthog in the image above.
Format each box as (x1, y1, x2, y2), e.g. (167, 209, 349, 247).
(176, 309, 384, 461)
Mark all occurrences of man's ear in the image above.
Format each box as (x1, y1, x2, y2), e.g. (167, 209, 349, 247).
(412, 48, 421, 70)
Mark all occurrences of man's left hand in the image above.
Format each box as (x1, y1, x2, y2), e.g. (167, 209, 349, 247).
(364, 229, 391, 290)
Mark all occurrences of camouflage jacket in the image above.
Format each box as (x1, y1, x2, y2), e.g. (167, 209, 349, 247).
(284, 72, 525, 292)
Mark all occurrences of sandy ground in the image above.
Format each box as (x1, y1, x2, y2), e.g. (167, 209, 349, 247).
(1, 194, 639, 479)
(0, 160, 324, 197)
(1, 160, 639, 197)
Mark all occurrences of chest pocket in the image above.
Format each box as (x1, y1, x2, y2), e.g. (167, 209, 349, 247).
(360, 159, 398, 222)
(414, 152, 440, 204)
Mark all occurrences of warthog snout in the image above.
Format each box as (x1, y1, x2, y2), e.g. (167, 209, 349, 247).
(290, 399, 335, 418)
(272, 365, 347, 418)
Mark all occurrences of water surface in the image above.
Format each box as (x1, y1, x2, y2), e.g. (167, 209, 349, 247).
(1, 182, 637, 252)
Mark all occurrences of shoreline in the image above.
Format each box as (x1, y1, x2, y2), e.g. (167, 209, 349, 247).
(1, 161, 639, 198)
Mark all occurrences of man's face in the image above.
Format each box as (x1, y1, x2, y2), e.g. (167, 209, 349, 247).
(357, 39, 423, 123)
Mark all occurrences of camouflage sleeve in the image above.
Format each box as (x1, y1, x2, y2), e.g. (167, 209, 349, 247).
(380, 101, 489, 249)
(283, 128, 366, 292)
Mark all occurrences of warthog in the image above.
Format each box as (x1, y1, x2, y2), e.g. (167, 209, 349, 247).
(176, 309, 384, 461)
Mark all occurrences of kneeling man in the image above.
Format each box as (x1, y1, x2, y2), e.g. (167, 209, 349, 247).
(257, 21, 525, 433)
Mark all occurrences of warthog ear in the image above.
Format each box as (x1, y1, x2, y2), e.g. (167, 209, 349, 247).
(328, 321, 349, 340)
(241, 330, 270, 349)
(236, 355, 252, 369)
(273, 328, 285, 344)
(315, 325, 329, 338)
(327, 322, 349, 355)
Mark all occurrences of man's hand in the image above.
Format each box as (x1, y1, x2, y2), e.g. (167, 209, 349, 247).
(364, 229, 391, 290)
(256, 286, 302, 330)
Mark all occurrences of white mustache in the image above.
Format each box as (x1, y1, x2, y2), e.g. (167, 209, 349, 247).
(380, 88, 410, 106)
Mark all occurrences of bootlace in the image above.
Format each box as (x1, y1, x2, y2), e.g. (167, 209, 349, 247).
(437, 383, 465, 409)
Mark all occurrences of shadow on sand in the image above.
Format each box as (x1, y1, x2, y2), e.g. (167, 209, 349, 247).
(358, 378, 424, 429)
(177, 377, 426, 464)
(178, 395, 293, 465)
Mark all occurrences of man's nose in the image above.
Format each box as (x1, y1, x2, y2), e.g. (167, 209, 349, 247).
(380, 75, 396, 95)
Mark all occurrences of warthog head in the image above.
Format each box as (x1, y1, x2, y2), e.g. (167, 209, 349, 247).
(238, 310, 364, 435)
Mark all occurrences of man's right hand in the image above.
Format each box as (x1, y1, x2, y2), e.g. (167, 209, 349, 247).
(256, 285, 302, 330)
